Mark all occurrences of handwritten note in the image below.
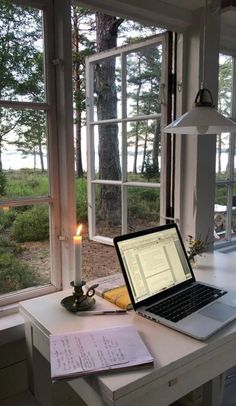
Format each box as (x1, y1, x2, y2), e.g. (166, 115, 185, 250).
(50, 325, 153, 380)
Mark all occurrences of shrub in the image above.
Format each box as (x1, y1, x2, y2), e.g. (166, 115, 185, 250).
(76, 177, 88, 222)
(0, 208, 17, 230)
(0, 170, 7, 196)
(128, 187, 160, 220)
(0, 252, 41, 293)
(12, 205, 49, 242)
(0, 237, 22, 255)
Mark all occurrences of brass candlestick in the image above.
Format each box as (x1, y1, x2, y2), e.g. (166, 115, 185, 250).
(61, 280, 98, 313)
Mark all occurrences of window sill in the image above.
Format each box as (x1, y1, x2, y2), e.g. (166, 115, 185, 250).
(0, 286, 59, 346)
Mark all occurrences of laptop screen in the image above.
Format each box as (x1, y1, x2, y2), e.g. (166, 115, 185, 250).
(114, 225, 193, 305)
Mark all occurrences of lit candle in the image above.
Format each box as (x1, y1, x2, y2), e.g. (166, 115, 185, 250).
(73, 224, 82, 286)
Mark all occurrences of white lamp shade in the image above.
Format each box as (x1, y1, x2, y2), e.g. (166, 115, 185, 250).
(163, 106, 236, 135)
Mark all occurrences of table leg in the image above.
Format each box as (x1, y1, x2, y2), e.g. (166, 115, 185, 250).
(202, 374, 226, 406)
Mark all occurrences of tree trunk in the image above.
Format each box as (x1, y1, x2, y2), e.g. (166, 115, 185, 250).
(95, 13, 123, 224)
(38, 138, 45, 173)
(141, 123, 148, 173)
(133, 60, 142, 174)
(33, 146, 36, 170)
(141, 80, 153, 173)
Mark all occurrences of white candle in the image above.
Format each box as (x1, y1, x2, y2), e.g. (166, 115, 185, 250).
(74, 224, 82, 285)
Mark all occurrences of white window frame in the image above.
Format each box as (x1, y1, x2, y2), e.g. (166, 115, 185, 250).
(86, 33, 170, 244)
(215, 54, 236, 246)
(0, 0, 76, 307)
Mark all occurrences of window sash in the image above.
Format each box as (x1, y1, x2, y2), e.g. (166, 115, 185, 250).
(0, 0, 62, 306)
(86, 33, 171, 242)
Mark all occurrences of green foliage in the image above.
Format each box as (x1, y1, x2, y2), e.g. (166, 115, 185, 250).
(12, 205, 49, 242)
(0, 208, 17, 231)
(142, 153, 160, 181)
(75, 177, 88, 222)
(0, 252, 42, 293)
(128, 187, 160, 220)
(215, 185, 227, 206)
(5, 169, 48, 199)
(0, 237, 22, 254)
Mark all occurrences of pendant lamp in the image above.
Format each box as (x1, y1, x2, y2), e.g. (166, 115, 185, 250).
(163, 1, 236, 135)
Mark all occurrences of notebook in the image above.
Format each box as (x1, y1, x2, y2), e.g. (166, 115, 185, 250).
(114, 223, 236, 340)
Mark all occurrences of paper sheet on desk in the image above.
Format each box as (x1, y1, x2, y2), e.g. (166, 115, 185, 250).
(50, 325, 153, 380)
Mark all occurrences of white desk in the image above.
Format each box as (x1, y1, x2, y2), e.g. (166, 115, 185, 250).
(20, 252, 236, 406)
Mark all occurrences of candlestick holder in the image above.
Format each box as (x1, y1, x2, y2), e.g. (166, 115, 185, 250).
(61, 280, 98, 313)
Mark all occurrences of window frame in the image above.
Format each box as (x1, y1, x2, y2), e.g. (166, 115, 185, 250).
(215, 54, 236, 247)
(86, 33, 172, 244)
(0, 0, 76, 306)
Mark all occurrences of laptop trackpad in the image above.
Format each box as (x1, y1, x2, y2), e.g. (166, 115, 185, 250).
(199, 302, 236, 322)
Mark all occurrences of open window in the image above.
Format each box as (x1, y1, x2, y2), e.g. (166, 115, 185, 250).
(86, 32, 174, 244)
(215, 54, 236, 245)
(0, 0, 62, 306)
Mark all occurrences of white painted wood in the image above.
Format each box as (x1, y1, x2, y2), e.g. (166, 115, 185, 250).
(0, 0, 63, 305)
(0, 285, 57, 308)
(174, 5, 220, 243)
(0, 100, 49, 110)
(160, 32, 171, 226)
(87, 35, 163, 63)
(90, 114, 162, 125)
(20, 252, 236, 406)
(86, 35, 165, 243)
(76, 0, 192, 32)
(53, 0, 76, 288)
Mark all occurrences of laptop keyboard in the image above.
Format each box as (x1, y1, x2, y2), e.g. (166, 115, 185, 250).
(147, 283, 227, 323)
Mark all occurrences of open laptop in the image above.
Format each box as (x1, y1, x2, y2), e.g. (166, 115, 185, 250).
(114, 223, 236, 340)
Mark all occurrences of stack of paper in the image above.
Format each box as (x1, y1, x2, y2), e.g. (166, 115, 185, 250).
(50, 325, 153, 381)
(87, 273, 126, 296)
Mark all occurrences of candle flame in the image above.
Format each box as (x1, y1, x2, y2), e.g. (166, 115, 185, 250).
(76, 224, 82, 236)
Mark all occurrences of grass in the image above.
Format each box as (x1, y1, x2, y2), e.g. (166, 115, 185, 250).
(3, 169, 48, 199)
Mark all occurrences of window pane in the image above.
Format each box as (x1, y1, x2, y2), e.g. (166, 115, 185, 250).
(0, 204, 50, 294)
(0, 2, 45, 102)
(127, 119, 161, 182)
(214, 185, 227, 240)
(94, 123, 121, 180)
(94, 184, 121, 237)
(92, 56, 121, 121)
(216, 133, 230, 176)
(0, 108, 48, 199)
(127, 186, 160, 232)
(126, 45, 162, 118)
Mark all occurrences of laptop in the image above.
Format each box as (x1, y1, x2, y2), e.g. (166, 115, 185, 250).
(114, 223, 236, 340)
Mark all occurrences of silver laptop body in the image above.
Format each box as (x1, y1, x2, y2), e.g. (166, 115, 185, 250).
(114, 224, 236, 340)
